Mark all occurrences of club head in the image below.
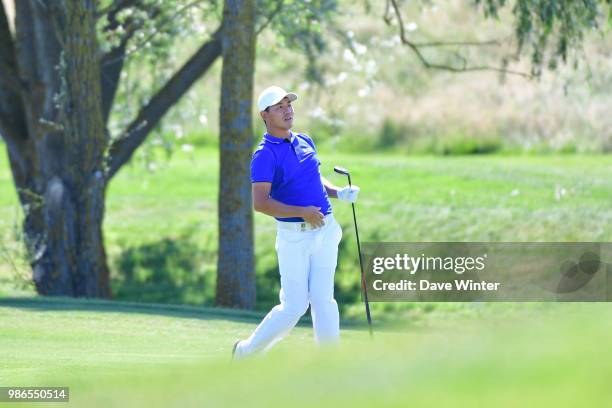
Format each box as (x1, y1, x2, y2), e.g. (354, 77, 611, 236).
(334, 166, 350, 176)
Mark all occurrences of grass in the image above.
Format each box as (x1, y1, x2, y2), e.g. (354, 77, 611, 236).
(0, 297, 611, 407)
(1, 145, 611, 406)
(1, 0, 611, 402)
(1, 146, 611, 315)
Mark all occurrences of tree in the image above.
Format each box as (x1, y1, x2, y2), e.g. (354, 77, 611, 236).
(0, 1, 109, 296)
(383, 0, 611, 78)
(216, 0, 256, 309)
(1, 0, 607, 305)
(0, 0, 338, 299)
(0, 0, 222, 296)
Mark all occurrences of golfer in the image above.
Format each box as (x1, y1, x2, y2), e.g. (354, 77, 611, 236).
(232, 86, 360, 358)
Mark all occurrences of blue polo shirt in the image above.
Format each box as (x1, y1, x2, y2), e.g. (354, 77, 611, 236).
(251, 131, 332, 222)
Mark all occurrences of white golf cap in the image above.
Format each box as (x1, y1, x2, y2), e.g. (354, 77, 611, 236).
(257, 86, 298, 112)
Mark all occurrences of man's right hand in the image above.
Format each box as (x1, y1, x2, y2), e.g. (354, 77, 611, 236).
(300, 206, 325, 227)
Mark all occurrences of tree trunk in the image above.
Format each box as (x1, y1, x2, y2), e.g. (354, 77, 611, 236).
(4, 0, 110, 297)
(216, 0, 256, 309)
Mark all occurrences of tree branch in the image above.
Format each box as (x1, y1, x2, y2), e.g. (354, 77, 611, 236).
(100, 47, 127, 123)
(99, 0, 160, 122)
(102, 0, 203, 68)
(0, 1, 23, 94)
(0, 1, 27, 171)
(97, 0, 142, 21)
(100, 16, 144, 123)
(410, 38, 503, 48)
(0, 59, 22, 94)
(385, 0, 532, 78)
(99, 0, 206, 122)
(105, 27, 223, 180)
(13, 0, 37, 89)
(255, 0, 284, 36)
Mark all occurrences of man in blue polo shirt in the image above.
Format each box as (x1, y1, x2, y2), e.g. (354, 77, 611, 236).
(232, 86, 360, 358)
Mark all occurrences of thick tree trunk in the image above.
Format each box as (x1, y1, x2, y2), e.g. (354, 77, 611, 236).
(14, 168, 110, 297)
(216, 0, 256, 309)
(4, 0, 110, 297)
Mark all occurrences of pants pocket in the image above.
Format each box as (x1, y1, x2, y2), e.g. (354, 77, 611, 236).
(334, 220, 343, 243)
(276, 230, 306, 251)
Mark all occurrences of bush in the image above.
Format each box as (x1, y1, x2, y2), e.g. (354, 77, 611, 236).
(377, 118, 406, 149)
(433, 133, 503, 155)
(112, 233, 216, 305)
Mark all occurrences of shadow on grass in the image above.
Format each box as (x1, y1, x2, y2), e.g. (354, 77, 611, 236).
(0, 225, 388, 332)
(0, 296, 264, 322)
(0, 296, 375, 331)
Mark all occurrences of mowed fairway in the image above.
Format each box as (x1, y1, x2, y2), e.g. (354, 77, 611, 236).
(0, 297, 611, 407)
(1, 148, 611, 405)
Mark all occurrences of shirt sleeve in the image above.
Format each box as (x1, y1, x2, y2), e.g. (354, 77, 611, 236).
(250, 147, 275, 183)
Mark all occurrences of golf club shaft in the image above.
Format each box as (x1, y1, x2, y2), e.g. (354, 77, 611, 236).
(347, 179, 373, 336)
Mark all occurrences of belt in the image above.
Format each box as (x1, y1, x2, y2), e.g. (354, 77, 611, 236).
(277, 214, 334, 232)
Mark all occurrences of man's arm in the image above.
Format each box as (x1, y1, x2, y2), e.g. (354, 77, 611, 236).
(322, 176, 360, 203)
(321, 176, 339, 199)
(252, 182, 325, 226)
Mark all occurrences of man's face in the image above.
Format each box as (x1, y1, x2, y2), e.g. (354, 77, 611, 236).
(261, 97, 294, 130)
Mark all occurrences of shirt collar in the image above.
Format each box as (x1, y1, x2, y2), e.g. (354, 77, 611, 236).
(264, 131, 294, 144)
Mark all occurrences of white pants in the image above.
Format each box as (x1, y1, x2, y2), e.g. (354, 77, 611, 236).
(235, 214, 342, 357)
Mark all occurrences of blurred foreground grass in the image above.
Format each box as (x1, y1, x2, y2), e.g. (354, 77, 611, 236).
(0, 297, 610, 407)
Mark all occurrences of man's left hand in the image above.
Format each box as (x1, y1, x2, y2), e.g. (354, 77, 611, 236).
(337, 185, 360, 203)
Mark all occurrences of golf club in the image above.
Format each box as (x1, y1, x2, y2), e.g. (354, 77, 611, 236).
(334, 166, 373, 336)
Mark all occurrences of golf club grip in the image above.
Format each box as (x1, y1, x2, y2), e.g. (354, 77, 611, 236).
(333, 166, 348, 175)
(333, 166, 352, 186)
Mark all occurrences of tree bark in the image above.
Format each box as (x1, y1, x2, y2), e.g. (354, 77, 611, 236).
(216, 0, 256, 309)
(1, 0, 227, 299)
(3, 0, 110, 297)
(1, 0, 256, 302)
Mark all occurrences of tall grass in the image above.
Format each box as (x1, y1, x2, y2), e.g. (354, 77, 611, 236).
(141, 0, 612, 154)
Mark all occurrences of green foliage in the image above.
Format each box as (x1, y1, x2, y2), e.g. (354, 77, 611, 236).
(323, 120, 504, 155)
(101, 0, 341, 164)
(0, 216, 34, 295)
(100, 0, 220, 149)
(259, 0, 339, 83)
(428, 132, 503, 155)
(112, 232, 216, 305)
(99, 0, 612, 166)
(377, 118, 408, 149)
(474, 0, 611, 76)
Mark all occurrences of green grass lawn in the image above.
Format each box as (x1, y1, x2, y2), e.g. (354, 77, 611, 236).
(0, 297, 610, 407)
(1, 147, 611, 406)
(1, 147, 611, 314)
